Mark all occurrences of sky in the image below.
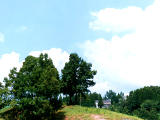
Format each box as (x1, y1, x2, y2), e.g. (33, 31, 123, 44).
(0, 0, 159, 96)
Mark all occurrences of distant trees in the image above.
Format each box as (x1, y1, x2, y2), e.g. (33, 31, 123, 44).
(3, 53, 61, 120)
(62, 92, 103, 108)
(61, 53, 97, 105)
(81, 92, 103, 107)
(104, 90, 124, 104)
(107, 86, 160, 120)
(125, 86, 160, 120)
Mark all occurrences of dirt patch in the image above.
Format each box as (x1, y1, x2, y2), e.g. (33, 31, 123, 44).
(91, 114, 106, 120)
(64, 116, 84, 120)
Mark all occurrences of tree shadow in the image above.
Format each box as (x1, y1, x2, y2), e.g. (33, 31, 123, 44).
(54, 111, 66, 120)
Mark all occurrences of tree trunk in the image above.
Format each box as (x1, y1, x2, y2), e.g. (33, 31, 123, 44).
(69, 94, 73, 105)
(75, 92, 78, 104)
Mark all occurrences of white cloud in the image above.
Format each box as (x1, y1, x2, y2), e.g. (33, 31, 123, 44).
(16, 26, 28, 32)
(84, 0, 160, 94)
(0, 48, 69, 85)
(29, 48, 69, 73)
(89, 0, 160, 33)
(0, 52, 22, 84)
(0, 32, 5, 42)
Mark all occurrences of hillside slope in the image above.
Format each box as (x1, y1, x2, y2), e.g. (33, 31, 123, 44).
(55, 106, 143, 120)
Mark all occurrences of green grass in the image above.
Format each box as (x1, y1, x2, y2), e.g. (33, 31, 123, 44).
(0, 106, 13, 114)
(55, 105, 143, 120)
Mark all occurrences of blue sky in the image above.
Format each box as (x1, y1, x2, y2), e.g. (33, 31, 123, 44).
(1, 0, 159, 95)
(0, 0, 154, 58)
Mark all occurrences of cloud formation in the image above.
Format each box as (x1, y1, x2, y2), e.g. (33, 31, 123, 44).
(0, 48, 69, 84)
(84, 0, 160, 94)
(0, 52, 22, 84)
(0, 32, 5, 42)
(29, 48, 69, 72)
(89, 0, 160, 33)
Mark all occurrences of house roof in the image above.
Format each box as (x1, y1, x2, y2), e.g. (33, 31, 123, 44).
(103, 99, 111, 105)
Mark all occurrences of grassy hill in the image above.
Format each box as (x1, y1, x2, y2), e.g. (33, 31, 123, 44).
(55, 105, 143, 120)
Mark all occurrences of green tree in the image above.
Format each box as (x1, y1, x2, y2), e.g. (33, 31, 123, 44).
(0, 83, 10, 109)
(4, 53, 61, 120)
(104, 90, 119, 104)
(61, 53, 96, 105)
(126, 86, 160, 113)
(98, 94, 103, 108)
(138, 100, 159, 120)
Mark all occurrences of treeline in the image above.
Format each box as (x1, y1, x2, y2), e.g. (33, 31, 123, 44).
(0, 52, 160, 120)
(108, 86, 160, 120)
(62, 90, 125, 109)
(62, 92, 103, 107)
(0, 53, 97, 120)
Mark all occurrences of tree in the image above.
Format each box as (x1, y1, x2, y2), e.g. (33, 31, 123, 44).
(126, 86, 160, 113)
(61, 53, 96, 105)
(98, 94, 103, 108)
(79, 92, 103, 107)
(0, 83, 10, 109)
(4, 53, 61, 120)
(104, 90, 118, 104)
(137, 100, 159, 120)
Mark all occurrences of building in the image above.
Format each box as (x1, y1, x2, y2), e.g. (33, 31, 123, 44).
(102, 99, 111, 108)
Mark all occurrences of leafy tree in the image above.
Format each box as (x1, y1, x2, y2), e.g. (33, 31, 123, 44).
(104, 90, 119, 104)
(61, 53, 96, 105)
(0, 83, 10, 109)
(120, 86, 160, 120)
(126, 86, 160, 113)
(76, 92, 103, 107)
(137, 100, 159, 120)
(98, 94, 103, 108)
(3, 53, 61, 120)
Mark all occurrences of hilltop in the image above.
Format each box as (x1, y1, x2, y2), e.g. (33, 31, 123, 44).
(55, 106, 143, 120)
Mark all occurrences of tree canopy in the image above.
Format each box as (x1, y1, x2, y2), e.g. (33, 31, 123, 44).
(3, 53, 61, 120)
(61, 53, 97, 104)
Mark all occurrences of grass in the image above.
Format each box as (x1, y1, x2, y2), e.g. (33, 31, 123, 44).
(0, 105, 143, 120)
(0, 106, 13, 114)
(55, 105, 143, 120)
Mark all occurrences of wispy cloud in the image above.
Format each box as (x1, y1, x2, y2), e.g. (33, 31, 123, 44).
(16, 25, 28, 32)
(0, 32, 5, 42)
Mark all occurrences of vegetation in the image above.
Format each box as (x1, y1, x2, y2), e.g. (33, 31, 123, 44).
(63, 92, 103, 107)
(0, 52, 160, 120)
(1, 53, 62, 120)
(55, 105, 143, 120)
(104, 90, 124, 104)
(61, 53, 96, 105)
(0, 52, 98, 120)
(107, 86, 160, 120)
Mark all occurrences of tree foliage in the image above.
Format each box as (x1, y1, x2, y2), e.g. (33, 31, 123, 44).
(62, 92, 103, 107)
(61, 53, 97, 104)
(123, 86, 160, 120)
(3, 53, 61, 120)
(104, 90, 124, 104)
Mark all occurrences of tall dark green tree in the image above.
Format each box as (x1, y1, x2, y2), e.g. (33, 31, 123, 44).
(61, 53, 96, 105)
(4, 53, 61, 120)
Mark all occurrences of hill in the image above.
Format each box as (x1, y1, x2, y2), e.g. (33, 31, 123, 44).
(55, 105, 143, 120)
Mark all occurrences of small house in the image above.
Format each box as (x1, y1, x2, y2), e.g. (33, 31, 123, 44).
(102, 99, 111, 108)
